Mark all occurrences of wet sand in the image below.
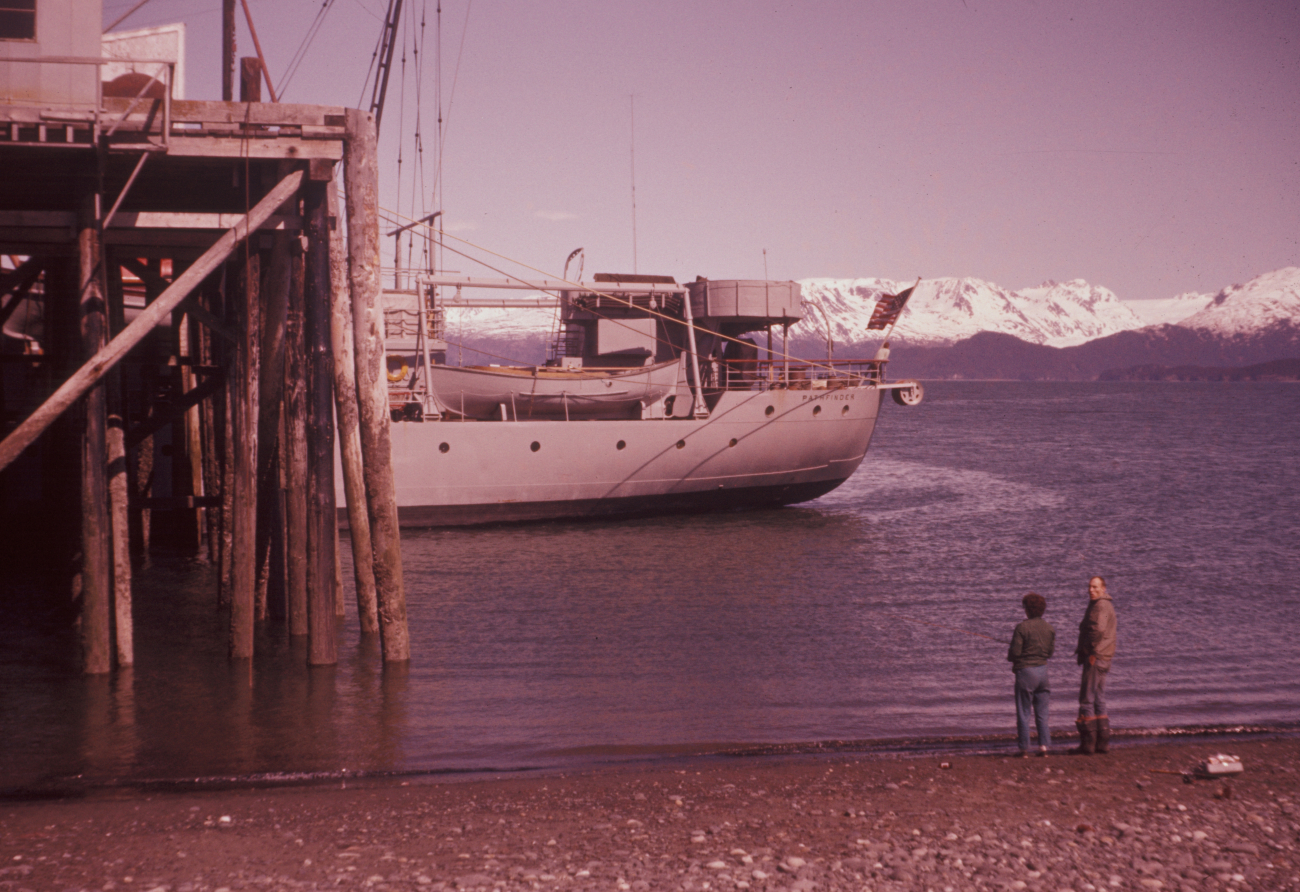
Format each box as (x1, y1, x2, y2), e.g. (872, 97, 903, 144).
(2, 738, 1297, 892)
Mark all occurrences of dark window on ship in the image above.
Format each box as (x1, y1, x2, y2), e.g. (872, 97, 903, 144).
(0, 0, 37, 40)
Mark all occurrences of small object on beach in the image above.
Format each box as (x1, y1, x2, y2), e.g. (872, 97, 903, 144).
(1214, 783, 1232, 800)
(1196, 754, 1244, 778)
(1076, 824, 1094, 834)
(939, 761, 951, 769)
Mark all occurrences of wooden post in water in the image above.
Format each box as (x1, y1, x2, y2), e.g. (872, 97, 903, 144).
(303, 172, 338, 665)
(78, 197, 112, 674)
(103, 258, 133, 666)
(327, 180, 379, 634)
(343, 108, 409, 662)
(255, 229, 292, 619)
(283, 244, 309, 636)
(229, 247, 260, 660)
(199, 280, 224, 563)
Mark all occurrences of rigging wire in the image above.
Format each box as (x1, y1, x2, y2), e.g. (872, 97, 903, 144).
(435, 0, 472, 219)
(103, 0, 154, 33)
(278, 0, 337, 97)
(423, 224, 892, 381)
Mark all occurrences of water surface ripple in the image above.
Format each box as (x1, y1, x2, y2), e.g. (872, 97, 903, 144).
(2, 382, 1297, 788)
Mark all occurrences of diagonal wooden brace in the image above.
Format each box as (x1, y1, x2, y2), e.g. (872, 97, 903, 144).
(0, 168, 305, 474)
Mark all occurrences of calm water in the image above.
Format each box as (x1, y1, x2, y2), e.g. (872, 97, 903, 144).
(3, 382, 1299, 789)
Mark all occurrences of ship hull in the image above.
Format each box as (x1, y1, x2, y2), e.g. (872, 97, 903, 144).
(356, 384, 884, 527)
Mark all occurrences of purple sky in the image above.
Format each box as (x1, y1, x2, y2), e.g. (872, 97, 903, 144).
(104, 0, 1299, 301)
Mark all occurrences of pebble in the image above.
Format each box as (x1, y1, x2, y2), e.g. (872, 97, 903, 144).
(4, 742, 1297, 892)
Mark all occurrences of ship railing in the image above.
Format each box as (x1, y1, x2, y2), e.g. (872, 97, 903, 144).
(718, 358, 885, 391)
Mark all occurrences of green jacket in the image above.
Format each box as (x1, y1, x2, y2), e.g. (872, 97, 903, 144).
(1008, 617, 1055, 671)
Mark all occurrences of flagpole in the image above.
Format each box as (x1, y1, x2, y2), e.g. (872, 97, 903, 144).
(870, 276, 920, 360)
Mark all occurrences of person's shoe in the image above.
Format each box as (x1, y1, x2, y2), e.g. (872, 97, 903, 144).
(1019, 750, 1030, 758)
(1095, 716, 1111, 754)
(1038, 745, 1049, 757)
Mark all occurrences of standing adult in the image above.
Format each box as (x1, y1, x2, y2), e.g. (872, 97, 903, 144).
(1074, 575, 1117, 754)
(1007, 592, 1055, 756)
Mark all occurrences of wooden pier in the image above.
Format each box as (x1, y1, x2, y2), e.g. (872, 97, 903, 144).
(0, 68, 409, 670)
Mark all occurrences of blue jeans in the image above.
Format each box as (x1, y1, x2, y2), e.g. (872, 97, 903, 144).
(1014, 666, 1051, 751)
(1078, 662, 1109, 719)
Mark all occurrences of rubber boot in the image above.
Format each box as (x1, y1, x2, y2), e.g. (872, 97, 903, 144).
(1073, 718, 1096, 755)
(1095, 716, 1110, 754)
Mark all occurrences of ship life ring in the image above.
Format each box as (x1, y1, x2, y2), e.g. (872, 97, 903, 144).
(387, 358, 410, 383)
(891, 381, 924, 406)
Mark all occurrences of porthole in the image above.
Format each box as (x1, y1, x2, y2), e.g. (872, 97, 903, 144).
(676, 439, 686, 450)
(728, 438, 738, 448)
(841, 405, 850, 415)
(530, 441, 541, 452)
(764, 405, 775, 417)
(616, 440, 626, 450)
(439, 442, 450, 453)
(813, 405, 822, 416)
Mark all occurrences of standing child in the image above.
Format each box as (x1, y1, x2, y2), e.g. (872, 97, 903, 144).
(1008, 592, 1055, 756)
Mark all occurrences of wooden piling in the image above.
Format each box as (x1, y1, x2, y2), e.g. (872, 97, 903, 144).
(178, 314, 207, 554)
(103, 258, 133, 666)
(199, 281, 224, 563)
(343, 108, 409, 662)
(228, 247, 260, 661)
(283, 245, 309, 637)
(254, 229, 292, 619)
(78, 198, 112, 674)
(304, 175, 338, 665)
(327, 180, 379, 634)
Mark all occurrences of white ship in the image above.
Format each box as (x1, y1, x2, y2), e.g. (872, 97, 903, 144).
(365, 272, 922, 526)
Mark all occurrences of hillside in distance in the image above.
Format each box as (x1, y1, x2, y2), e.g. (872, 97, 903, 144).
(824, 267, 1300, 380)
(796, 276, 1144, 348)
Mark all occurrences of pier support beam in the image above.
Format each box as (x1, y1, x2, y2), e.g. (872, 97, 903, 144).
(255, 228, 292, 620)
(343, 109, 409, 662)
(283, 243, 310, 636)
(78, 198, 112, 675)
(103, 259, 133, 666)
(0, 170, 306, 476)
(328, 182, 379, 635)
(228, 249, 260, 661)
(304, 175, 338, 664)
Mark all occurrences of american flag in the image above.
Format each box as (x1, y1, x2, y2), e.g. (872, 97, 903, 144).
(867, 284, 916, 330)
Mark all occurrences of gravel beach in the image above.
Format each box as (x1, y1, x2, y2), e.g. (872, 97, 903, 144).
(3, 738, 1297, 892)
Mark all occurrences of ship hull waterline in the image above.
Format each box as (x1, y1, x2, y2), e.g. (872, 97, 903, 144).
(337, 384, 886, 528)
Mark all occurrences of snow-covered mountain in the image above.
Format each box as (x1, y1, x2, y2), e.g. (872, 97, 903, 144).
(436, 268, 1298, 361)
(1124, 292, 1214, 326)
(797, 277, 1146, 348)
(1177, 267, 1300, 337)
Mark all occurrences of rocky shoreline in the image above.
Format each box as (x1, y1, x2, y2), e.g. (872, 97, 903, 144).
(2, 738, 1297, 892)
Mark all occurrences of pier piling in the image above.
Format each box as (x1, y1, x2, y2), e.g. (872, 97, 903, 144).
(1, 85, 409, 673)
(344, 109, 410, 663)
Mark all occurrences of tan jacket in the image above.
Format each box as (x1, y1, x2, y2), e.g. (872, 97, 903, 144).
(1075, 595, 1117, 668)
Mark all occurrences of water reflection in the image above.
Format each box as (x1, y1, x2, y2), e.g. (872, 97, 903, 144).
(4, 383, 1299, 788)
